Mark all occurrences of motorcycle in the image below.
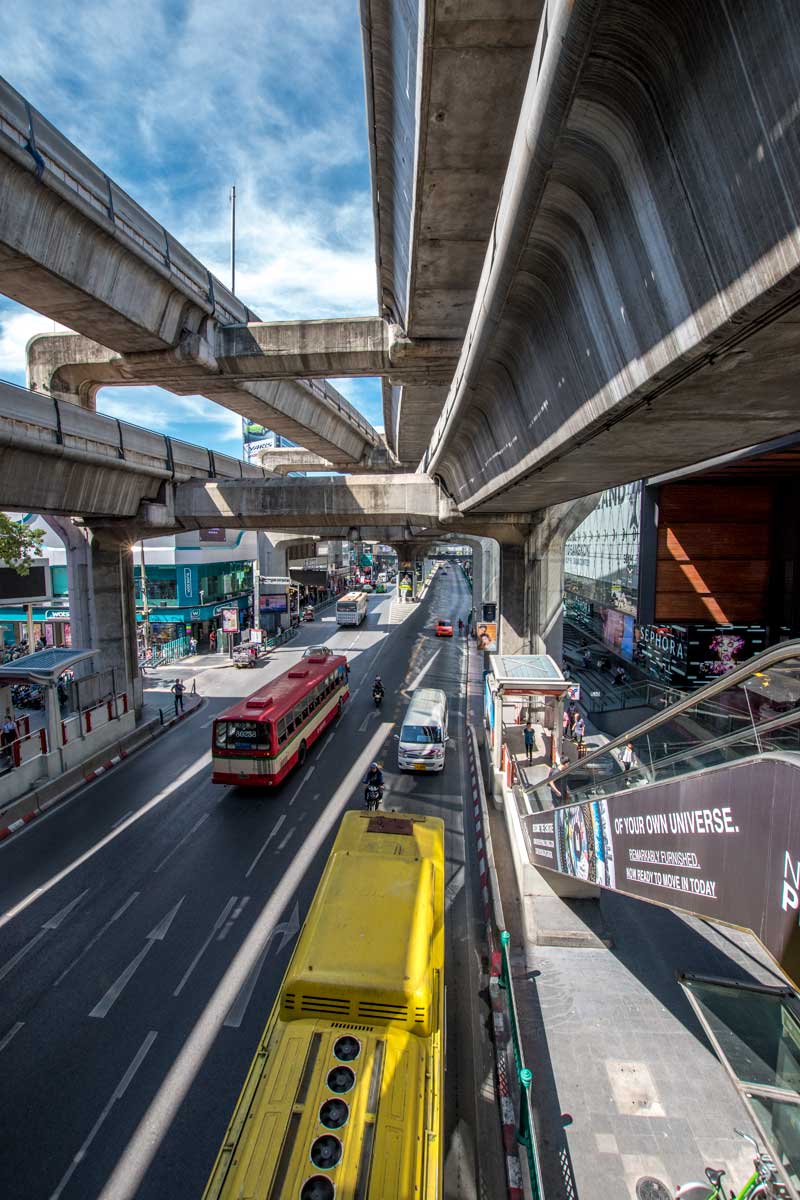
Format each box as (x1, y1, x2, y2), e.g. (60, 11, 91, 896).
(372, 685, 384, 707)
(364, 783, 383, 812)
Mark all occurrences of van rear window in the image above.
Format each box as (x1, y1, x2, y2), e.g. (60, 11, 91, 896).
(401, 725, 443, 744)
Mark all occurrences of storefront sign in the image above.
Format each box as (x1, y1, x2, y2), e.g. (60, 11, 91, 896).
(183, 568, 193, 597)
(44, 609, 70, 620)
(220, 608, 239, 633)
(525, 756, 800, 983)
(260, 576, 292, 587)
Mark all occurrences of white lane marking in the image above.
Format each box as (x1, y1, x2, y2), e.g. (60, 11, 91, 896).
(153, 812, 210, 874)
(199, 716, 215, 729)
(276, 826, 295, 852)
(173, 895, 238, 997)
(244, 814, 286, 878)
(90, 897, 184, 1018)
(48, 1030, 158, 1200)
(0, 889, 89, 983)
(288, 765, 314, 805)
(0, 1021, 24, 1054)
(224, 901, 300, 1028)
(0, 753, 213, 933)
(99, 723, 393, 1200)
(110, 810, 134, 830)
(406, 647, 441, 692)
(54, 892, 140, 987)
(357, 709, 380, 733)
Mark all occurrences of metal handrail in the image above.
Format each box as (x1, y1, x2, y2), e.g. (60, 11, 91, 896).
(538, 639, 800, 790)
(499, 931, 546, 1198)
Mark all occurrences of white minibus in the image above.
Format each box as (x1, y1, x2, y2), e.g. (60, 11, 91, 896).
(397, 688, 449, 772)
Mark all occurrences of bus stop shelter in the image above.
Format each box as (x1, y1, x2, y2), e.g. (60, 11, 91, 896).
(484, 654, 572, 793)
(0, 648, 96, 769)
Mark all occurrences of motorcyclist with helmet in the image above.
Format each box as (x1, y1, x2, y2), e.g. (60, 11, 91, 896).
(363, 761, 384, 810)
(372, 675, 385, 706)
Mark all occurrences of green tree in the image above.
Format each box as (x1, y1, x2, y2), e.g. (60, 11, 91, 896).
(0, 516, 44, 575)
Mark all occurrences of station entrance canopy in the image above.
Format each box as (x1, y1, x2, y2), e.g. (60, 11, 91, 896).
(0, 647, 95, 685)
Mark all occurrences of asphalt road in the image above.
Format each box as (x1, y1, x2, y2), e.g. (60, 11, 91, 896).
(0, 571, 502, 1200)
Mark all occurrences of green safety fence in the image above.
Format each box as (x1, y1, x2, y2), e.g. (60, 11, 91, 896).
(499, 930, 546, 1199)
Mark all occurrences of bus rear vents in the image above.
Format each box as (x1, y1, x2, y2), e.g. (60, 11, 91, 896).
(357, 1002, 409, 1021)
(300, 995, 351, 1017)
(245, 697, 272, 709)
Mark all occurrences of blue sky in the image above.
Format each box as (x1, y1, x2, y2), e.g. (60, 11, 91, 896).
(0, 0, 383, 453)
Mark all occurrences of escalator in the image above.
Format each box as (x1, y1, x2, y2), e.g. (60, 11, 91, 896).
(520, 640, 800, 1193)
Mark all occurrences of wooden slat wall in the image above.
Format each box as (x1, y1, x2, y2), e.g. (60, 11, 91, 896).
(654, 483, 771, 623)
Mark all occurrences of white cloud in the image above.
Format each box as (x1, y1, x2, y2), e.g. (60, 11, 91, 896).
(0, 308, 73, 379)
(96, 387, 244, 449)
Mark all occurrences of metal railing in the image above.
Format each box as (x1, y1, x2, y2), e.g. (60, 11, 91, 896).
(140, 637, 190, 668)
(499, 931, 546, 1198)
(536, 639, 800, 803)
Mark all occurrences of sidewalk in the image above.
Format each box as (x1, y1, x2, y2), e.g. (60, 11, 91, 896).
(468, 638, 767, 1200)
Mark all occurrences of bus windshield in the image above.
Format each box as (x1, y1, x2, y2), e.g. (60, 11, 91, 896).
(215, 720, 271, 752)
(401, 724, 443, 744)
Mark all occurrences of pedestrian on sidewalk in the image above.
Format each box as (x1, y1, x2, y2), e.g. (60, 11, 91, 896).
(562, 709, 571, 739)
(209, 629, 216, 653)
(189, 635, 198, 656)
(524, 721, 535, 764)
(582, 648, 592, 669)
(171, 678, 186, 714)
(622, 741, 635, 773)
(574, 714, 586, 745)
(1, 709, 17, 767)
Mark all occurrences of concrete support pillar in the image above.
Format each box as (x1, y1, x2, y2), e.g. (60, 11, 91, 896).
(528, 535, 568, 663)
(44, 684, 62, 774)
(89, 534, 143, 713)
(43, 517, 97, 673)
(499, 543, 527, 656)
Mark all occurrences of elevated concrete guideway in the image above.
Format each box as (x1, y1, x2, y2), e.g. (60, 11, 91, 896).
(0, 77, 381, 466)
(426, 0, 800, 516)
(361, 0, 539, 461)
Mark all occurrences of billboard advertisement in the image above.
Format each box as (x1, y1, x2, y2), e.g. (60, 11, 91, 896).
(476, 621, 498, 653)
(565, 482, 642, 617)
(525, 756, 800, 983)
(260, 593, 288, 613)
(220, 608, 239, 633)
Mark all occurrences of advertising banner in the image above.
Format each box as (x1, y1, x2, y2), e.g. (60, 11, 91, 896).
(260, 593, 288, 613)
(476, 621, 498, 653)
(221, 608, 239, 633)
(525, 757, 800, 982)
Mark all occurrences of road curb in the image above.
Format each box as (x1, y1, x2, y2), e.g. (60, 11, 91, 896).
(0, 695, 205, 843)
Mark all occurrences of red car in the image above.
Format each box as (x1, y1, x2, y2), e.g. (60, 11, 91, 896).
(436, 618, 454, 637)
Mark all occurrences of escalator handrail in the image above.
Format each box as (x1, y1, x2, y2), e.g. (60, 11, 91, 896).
(532, 638, 800, 790)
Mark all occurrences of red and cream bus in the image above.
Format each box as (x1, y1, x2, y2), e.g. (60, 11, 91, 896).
(212, 652, 349, 786)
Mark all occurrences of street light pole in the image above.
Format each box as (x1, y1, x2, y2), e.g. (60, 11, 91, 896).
(139, 540, 150, 652)
(230, 184, 236, 294)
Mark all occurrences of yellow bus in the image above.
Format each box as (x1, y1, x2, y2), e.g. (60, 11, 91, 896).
(203, 810, 445, 1200)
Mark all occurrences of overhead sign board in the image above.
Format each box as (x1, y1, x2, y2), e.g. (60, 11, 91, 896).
(260, 576, 292, 587)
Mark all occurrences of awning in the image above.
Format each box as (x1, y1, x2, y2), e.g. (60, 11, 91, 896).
(489, 653, 570, 696)
(0, 647, 95, 684)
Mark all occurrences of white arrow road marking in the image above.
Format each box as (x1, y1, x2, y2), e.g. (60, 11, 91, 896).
(357, 709, 380, 733)
(0, 1021, 24, 1055)
(55, 892, 140, 987)
(224, 901, 301, 1029)
(276, 827, 295, 852)
(0, 889, 89, 983)
(245, 814, 286, 878)
(48, 1030, 157, 1200)
(173, 895, 238, 997)
(90, 897, 184, 1018)
(153, 812, 210, 873)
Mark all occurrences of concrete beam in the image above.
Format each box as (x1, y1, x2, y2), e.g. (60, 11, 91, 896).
(27, 332, 381, 466)
(214, 318, 459, 385)
(257, 445, 401, 475)
(426, 0, 800, 515)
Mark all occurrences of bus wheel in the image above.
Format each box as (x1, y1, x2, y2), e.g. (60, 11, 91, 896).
(298, 740, 307, 766)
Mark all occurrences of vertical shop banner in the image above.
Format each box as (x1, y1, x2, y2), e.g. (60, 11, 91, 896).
(221, 608, 239, 633)
(476, 621, 497, 653)
(525, 758, 800, 983)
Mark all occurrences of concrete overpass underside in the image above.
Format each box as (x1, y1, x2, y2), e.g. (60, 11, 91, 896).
(426, 0, 800, 516)
(361, 0, 540, 463)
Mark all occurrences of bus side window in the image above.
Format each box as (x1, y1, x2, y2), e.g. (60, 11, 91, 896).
(295, 705, 303, 728)
(277, 717, 287, 745)
(286, 712, 295, 734)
